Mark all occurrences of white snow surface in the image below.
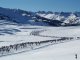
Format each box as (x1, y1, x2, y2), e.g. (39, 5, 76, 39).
(40, 26, 80, 37)
(0, 23, 80, 60)
(37, 13, 64, 20)
(0, 39, 80, 60)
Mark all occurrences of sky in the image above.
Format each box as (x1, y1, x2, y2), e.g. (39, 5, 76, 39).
(0, 0, 80, 12)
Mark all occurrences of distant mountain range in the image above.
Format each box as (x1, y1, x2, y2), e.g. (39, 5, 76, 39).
(0, 7, 80, 26)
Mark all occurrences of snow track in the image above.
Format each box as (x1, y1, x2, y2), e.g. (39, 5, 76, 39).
(0, 36, 75, 57)
(0, 26, 80, 57)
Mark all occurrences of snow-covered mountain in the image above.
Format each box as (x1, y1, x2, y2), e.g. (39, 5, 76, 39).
(37, 11, 80, 26)
(0, 7, 80, 26)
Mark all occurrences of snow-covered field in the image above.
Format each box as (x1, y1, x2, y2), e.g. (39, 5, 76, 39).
(40, 26, 80, 37)
(0, 38, 80, 60)
(0, 22, 80, 60)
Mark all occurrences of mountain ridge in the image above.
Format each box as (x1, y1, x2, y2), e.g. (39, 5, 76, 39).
(0, 7, 80, 26)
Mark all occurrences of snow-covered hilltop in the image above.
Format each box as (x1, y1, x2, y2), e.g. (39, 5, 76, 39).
(0, 7, 80, 26)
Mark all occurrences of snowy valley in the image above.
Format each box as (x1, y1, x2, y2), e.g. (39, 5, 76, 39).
(0, 7, 80, 60)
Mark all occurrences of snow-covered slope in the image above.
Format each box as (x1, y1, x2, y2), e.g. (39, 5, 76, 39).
(37, 13, 64, 21)
(37, 12, 80, 26)
(0, 24, 80, 58)
(0, 38, 80, 60)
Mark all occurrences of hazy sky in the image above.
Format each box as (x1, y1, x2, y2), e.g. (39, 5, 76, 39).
(0, 0, 80, 12)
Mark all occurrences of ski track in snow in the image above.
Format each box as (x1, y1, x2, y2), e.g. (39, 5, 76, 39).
(0, 25, 80, 59)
